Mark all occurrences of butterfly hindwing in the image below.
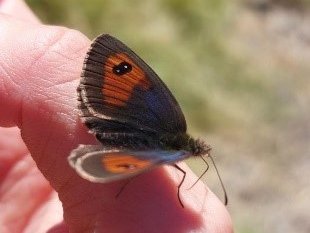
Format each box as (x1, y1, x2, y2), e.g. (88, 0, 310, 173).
(79, 34, 187, 135)
(68, 145, 190, 183)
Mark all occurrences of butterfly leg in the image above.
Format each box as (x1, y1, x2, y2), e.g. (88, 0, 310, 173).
(174, 164, 186, 208)
(115, 177, 134, 198)
(115, 171, 148, 199)
(188, 158, 210, 190)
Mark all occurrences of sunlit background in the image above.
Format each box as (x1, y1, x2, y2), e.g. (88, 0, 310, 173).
(27, 0, 310, 232)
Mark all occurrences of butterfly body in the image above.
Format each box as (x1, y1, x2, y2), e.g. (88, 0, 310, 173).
(69, 34, 210, 186)
(93, 131, 208, 155)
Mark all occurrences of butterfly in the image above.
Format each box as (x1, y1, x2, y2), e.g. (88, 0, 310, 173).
(68, 34, 215, 207)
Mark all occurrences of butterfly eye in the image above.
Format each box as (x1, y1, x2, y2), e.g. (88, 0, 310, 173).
(112, 61, 132, 75)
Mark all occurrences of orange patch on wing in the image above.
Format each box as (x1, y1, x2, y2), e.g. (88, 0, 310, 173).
(102, 53, 150, 107)
(102, 153, 152, 174)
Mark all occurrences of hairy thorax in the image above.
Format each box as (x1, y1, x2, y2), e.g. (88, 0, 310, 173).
(95, 131, 210, 156)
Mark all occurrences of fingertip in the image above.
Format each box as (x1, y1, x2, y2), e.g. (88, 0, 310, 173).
(166, 164, 233, 233)
(204, 189, 233, 233)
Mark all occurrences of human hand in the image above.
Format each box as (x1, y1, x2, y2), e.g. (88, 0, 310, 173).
(0, 0, 233, 232)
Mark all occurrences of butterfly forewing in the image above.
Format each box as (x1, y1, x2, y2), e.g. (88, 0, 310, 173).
(79, 34, 187, 135)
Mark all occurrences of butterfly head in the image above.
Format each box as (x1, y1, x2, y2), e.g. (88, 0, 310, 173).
(159, 133, 211, 157)
(188, 137, 211, 157)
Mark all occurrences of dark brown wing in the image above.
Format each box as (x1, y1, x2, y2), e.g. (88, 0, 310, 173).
(79, 34, 186, 136)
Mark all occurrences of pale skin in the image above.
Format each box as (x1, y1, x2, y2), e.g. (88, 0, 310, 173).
(0, 0, 233, 232)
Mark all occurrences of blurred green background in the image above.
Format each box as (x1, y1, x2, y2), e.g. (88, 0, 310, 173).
(26, 0, 310, 232)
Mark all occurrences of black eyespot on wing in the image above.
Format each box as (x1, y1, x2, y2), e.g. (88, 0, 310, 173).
(113, 62, 132, 75)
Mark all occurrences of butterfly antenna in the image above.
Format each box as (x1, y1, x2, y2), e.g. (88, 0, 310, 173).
(209, 154, 228, 206)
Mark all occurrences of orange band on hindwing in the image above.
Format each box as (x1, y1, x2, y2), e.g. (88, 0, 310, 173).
(102, 153, 151, 174)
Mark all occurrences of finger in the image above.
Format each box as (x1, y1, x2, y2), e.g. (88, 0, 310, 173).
(0, 152, 53, 232)
(24, 192, 64, 233)
(0, 127, 63, 233)
(0, 126, 27, 183)
(0, 16, 232, 233)
(0, 15, 91, 232)
(0, 0, 40, 23)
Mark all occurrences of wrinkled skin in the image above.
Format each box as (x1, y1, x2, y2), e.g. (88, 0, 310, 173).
(0, 0, 233, 232)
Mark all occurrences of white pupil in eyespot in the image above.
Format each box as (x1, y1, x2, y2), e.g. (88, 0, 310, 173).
(118, 163, 136, 170)
(112, 61, 132, 75)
